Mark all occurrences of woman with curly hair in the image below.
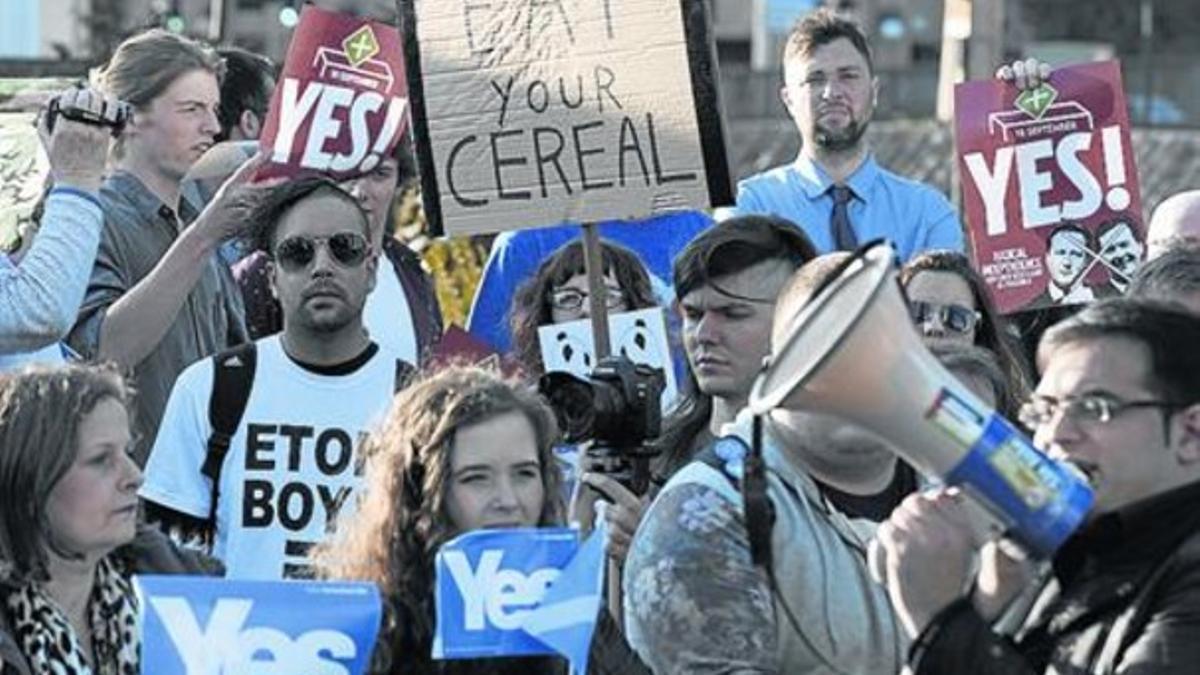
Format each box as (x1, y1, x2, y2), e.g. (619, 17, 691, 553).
(899, 250, 1033, 419)
(508, 239, 657, 378)
(315, 365, 566, 674)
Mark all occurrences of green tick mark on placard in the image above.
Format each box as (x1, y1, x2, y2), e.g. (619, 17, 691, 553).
(343, 26, 379, 68)
(1015, 83, 1058, 119)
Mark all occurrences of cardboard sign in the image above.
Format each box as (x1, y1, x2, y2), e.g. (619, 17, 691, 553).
(955, 61, 1145, 314)
(136, 575, 382, 674)
(537, 307, 679, 408)
(258, 5, 410, 180)
(433, 528, 579, 660)
(399, 0, 733, 236)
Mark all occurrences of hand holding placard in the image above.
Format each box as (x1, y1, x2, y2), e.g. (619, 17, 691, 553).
(257, 5, 410, 182)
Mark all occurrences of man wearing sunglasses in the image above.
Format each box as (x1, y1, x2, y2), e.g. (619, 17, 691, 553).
(234, 140, 443, 366)
(141, 177, 412, 580)
(875, 298, 1200, 674)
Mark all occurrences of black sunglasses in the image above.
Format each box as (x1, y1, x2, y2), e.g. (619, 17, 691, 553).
(273, 232, 369, 272)
(908, 300, 981, 334)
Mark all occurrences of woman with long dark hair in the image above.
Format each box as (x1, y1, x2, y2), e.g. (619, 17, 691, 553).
(900, 250, 1033, 419)
(315, 366, 564, 674)
(508, 240, 657, 378)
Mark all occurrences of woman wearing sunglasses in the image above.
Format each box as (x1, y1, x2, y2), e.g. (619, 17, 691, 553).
(509, 239, 657, 379)
(900, 251, 1032, 419)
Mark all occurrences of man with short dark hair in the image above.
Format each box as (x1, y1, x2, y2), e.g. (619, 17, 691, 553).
(653, 215, 816, 483)
(214, 47, 275, 143)
(730, 8, 962, 261)
(234, 140, 442, 365)
(1129, 243, 1200, 314)
(877, 298, 1200, 674)
(142, 177, 410, 580)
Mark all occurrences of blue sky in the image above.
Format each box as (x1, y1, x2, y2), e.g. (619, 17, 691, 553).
(0, 0, 39, 58)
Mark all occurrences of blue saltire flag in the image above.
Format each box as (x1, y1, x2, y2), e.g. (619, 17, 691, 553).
(520, 520, 608, 675)
(135, 575, 381, 675)
(433, 527, 580, 660)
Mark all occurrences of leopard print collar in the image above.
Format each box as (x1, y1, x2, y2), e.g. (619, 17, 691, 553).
(4, 557, 140, 675)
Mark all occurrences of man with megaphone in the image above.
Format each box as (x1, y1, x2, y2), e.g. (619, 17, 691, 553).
(624, 253, 910, 674)
(877, 298, 1200, 674)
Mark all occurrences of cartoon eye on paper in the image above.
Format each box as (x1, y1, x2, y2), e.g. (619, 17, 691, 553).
(550, 330, 592, 377)
(617, 319, 661, 367)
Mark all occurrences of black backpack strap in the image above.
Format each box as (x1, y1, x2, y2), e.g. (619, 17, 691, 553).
(202, 342, 258, 546)
(394, 358, 416, 393)
(696, 433, 777, 571)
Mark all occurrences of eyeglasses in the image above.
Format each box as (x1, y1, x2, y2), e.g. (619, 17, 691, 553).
(549, 287, 626, 312)
(908, 301, 981, 334)
(273, 232, 369, 272)
(1018, 394, 1181, 429)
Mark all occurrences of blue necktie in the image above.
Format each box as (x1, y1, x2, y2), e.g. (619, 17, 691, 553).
(829, 185, 857, 251)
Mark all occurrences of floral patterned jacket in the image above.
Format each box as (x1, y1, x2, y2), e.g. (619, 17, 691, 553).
(622, 415, 906, 674)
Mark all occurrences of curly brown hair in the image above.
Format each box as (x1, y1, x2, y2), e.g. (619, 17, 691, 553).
(508, 239, 656, 378)
(314, 364, 565, 674)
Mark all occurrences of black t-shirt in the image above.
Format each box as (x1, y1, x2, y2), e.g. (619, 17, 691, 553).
(816, 460, 920, 522)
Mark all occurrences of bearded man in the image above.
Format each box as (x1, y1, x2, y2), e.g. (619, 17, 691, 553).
(728, 9, 963, 262)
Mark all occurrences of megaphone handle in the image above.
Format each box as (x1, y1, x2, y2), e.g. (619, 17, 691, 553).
(745, 415, 774, 571)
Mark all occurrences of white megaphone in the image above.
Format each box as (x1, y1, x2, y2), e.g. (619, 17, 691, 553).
(748, 243, 1093, 557)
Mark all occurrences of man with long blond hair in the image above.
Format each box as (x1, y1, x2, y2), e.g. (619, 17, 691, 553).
(67, 29, 260, 465)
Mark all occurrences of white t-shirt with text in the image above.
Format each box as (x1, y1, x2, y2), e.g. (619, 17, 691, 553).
(141, 335, 401, 580)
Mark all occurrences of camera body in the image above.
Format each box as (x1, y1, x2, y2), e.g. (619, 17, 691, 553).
(539, 355, 666, 494)
(44, 94, 133, 135)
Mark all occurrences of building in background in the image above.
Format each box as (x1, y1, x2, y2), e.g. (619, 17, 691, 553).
(1, 0, 93, 60)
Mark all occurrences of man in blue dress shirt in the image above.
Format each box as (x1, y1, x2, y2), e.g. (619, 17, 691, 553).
(731, 8, 963, 262)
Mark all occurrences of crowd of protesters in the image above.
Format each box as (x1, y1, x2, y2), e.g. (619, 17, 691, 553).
(2, 6, 1200, 675)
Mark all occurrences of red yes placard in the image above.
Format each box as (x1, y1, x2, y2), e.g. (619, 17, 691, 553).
(257, 5, 409, 181)
(955, 61, 1145, 314)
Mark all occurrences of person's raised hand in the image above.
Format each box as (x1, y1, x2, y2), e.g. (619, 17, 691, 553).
(574, 471, 646, 563)
(39, 87, 116, 194)
(995, 57, 1053, 92)
(192, 152, 284, 245)
(874, 488, 979, 638)
(972, 536, 1035, 622)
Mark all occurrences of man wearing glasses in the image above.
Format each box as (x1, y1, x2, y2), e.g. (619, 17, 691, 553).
(141, 177, 411, 580)
(875, 298, 1200, 674)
